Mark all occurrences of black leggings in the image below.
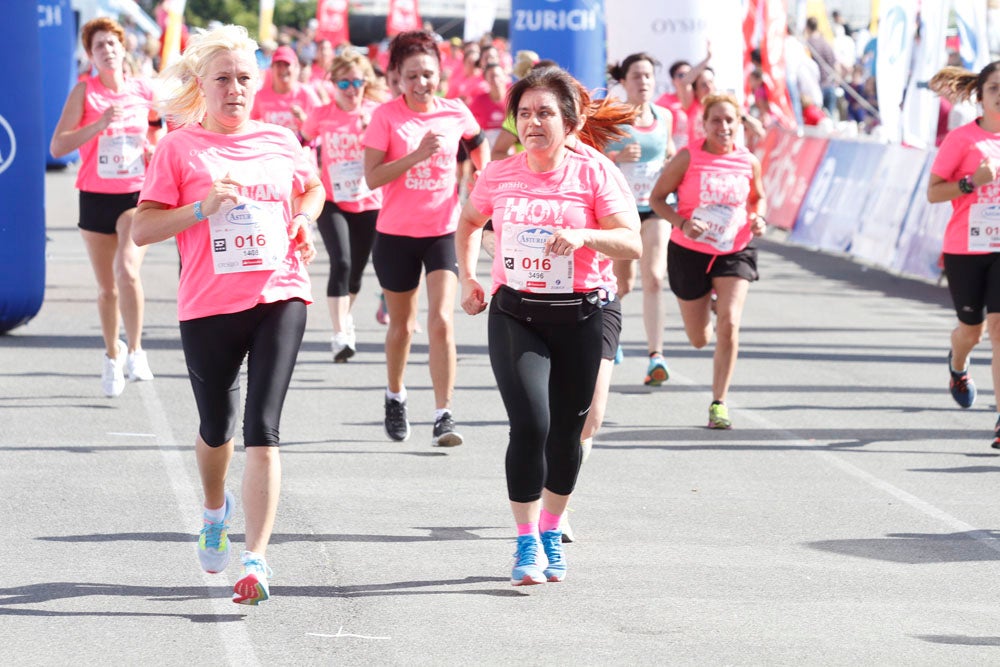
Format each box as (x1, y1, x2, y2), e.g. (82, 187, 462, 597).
(316, 201, 378, 297)
(488, 301, 603, 502)
(179, 299, 307, 447)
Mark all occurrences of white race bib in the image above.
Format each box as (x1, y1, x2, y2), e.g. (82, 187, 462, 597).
(618, 160, 662, 208)
(692, 204, 745, 253)
(97, 133, 144, 179)
(500, 223, 573, 293)
(328, 159, 373, 204)
(209, 199, 287, 274)
(968, 203, 1000, 252)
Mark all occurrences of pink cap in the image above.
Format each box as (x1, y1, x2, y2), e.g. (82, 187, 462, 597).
(271, 46, 297, 65)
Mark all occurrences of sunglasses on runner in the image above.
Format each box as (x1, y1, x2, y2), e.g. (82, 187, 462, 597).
(335, 78, 365, 90)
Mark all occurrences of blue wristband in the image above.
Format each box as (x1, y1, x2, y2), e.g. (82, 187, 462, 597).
(193, 200, 206, 221)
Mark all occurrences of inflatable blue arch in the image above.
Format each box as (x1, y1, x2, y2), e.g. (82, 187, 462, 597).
(0, 2, 47, 333)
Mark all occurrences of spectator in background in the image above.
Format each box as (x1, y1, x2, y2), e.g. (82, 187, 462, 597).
(805, 16, 841, 120)
(831, 10, 853, 38)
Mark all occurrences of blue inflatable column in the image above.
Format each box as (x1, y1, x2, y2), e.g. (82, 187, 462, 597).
(41, 0, 79, 168)
(0, 3, 46, 333)
(509, 0, 607, 91)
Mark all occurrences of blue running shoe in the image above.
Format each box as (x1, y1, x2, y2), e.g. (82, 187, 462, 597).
(197, 490, 234, 574)
(949, 351, 976, 409)
(511, 535, 546, 586)
(540, 530, 566, 582)
(644, 353, 670, 386)
(233, 551, 272, 605)
(613, 344, 624, 365)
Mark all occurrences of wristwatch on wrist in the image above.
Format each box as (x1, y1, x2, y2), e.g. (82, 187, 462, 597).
(293, 212, 313, 224)
(959, 176, 976, 194)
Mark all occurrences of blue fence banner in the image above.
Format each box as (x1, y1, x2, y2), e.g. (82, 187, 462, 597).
(0, 2, 46, 333)
(893, 150, 952, 282)
(850, 143, 928, 266)
(790, 139, 885, 253)
(509, 0, 607, 91)
(40, 0, 78, 167)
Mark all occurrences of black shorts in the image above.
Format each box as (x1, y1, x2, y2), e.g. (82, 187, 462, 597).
(372, 231, 458, 292)
(79, 190, 140, 234)
(600, 297, 622, 360)
(638, 210, 657, 222)
(667, 241, 759, 301)
(943, 252, 1000, 325)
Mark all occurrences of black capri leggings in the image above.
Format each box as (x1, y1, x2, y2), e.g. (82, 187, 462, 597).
(488, 299, 604, 502)
(179, 299, 307, 447)
(316, 201, 378, 298)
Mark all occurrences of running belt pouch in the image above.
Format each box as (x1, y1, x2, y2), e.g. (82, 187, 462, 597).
(493, 285, 601, 325)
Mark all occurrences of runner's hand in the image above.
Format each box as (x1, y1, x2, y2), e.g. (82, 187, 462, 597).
(461, 278, 487, 315)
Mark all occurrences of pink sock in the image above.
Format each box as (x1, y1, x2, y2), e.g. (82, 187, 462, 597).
(539, 509, 561, 533)
(516, 522, 537, 536)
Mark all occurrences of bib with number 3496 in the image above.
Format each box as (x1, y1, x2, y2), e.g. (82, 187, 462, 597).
(500, 223, 573, 293)
(209, 200, 287, 275)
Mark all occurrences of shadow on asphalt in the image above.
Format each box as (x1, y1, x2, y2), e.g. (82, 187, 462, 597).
(36, 526, 507, 544)
(806, 530, 1000, 564)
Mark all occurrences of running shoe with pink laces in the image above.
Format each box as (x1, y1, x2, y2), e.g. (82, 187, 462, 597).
(233, 551, 272, 605)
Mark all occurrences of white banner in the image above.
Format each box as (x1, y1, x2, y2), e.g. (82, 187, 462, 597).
(875, 0, 916, 143)
(605, 1, 744, 104)
(953, 0, 991, 71)
(899, 0, 948, 149)
(465, 0, 498, 42)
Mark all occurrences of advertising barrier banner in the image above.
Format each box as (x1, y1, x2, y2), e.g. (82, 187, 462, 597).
(893, 150, 952, 281)
(40, 0, 77, 167)
(850, 143, 928, 266)
(755, 127, 828, 230)
(789, 139, 885, 252)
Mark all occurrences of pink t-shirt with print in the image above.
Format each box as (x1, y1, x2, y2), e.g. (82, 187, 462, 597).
(363, 96, 480, 237)
(76, 76, 154, 194)
(302, 98, 383, 213)
(251, 83, 320, 135)
(470, 150, 632, 294)
(932, 119, 1000, 255)
(672, 142, 755, 256)
(139, 122, 316, 321)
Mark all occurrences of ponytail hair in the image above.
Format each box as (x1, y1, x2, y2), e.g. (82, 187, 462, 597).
(506, 66, 636, 152)
(157, 24, 259, 127)
(927, 64, 1000, 103)
(606, 52, 659, 83)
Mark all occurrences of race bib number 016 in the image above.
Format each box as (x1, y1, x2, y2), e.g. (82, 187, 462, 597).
(968, 203, 1000, 252)
(500, 223, 573, 293)
(692, 204, 744, 254)
(97, 133, 144, 179)
(209, 200, 287, 274)
(328, 159, 373, 203)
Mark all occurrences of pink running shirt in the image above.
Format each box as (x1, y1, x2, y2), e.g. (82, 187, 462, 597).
(363, 96, 480, 237)
(302, 99, 383, 213)
(931, 119, 1000, 255)
(470, 150, 632, 294)
(251, 84, 320, 136)
(139, 122, 316, 321)
(75, 76, 154, 194)
(672, 142, 755, 256)
(655, 91, 689, 150)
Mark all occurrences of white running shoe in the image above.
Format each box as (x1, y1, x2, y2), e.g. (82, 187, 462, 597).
(331, 330, 356, 362)
(101, 340, 127, 398)
(126, 349, 154, 381)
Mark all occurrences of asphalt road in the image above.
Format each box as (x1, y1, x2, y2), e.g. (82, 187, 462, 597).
(2, 166, 999, 665)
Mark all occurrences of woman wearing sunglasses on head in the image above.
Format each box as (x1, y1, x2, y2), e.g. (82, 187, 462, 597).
(301, 51, 385, 363)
